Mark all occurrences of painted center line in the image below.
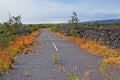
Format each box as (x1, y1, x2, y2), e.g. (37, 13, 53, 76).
(52, 42, 58, 51)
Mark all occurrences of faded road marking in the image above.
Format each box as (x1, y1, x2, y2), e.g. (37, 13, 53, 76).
(52, 42, 58, 51)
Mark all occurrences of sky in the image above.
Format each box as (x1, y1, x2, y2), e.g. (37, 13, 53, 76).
(0, 0, 120, 24)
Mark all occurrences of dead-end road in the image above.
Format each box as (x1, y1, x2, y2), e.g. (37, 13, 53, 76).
(0, 30, 120, 80)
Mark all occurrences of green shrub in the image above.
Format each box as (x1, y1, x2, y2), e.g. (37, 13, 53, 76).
(0, 58, 9, 72)
(51, 26, 58, 32)
(70, 30, 79, 37)
(51, 54, 60, 63)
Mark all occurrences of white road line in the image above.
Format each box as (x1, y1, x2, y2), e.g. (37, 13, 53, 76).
(52, 42, 58, 51)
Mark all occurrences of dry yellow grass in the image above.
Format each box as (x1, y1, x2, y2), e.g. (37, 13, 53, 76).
(23, 48, 32, 54)
(103, 57, 120, 67)
(54, 64, 61, 72)
(24, 71, 30, 77)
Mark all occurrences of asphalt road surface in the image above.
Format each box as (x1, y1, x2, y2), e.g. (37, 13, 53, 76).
(0, 30, 120, 80)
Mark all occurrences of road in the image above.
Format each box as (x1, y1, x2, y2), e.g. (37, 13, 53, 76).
(0, 30, 120, 80)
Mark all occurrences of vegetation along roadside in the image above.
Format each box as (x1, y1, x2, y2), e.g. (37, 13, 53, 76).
(0, 15, 46, 74)
(50, 11, 120, 67)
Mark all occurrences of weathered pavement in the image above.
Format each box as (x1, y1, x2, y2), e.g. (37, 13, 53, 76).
(0, 30, 120, 80)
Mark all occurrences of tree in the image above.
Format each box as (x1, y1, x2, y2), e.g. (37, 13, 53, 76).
(12, 15, 22, 27)
(69, 11, 80, 37)
(69, 11, 80, 29)
(3, 15, 23, 42)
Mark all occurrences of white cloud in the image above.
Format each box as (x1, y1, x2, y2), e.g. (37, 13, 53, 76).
(0, 0, 120, 24)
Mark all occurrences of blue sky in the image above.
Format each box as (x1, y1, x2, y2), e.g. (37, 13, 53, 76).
(53, 0, 79, 4)
(0, 0, 120, 24)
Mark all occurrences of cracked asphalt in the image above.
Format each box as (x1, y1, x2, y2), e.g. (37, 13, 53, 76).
(0, 30, 120, 80)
